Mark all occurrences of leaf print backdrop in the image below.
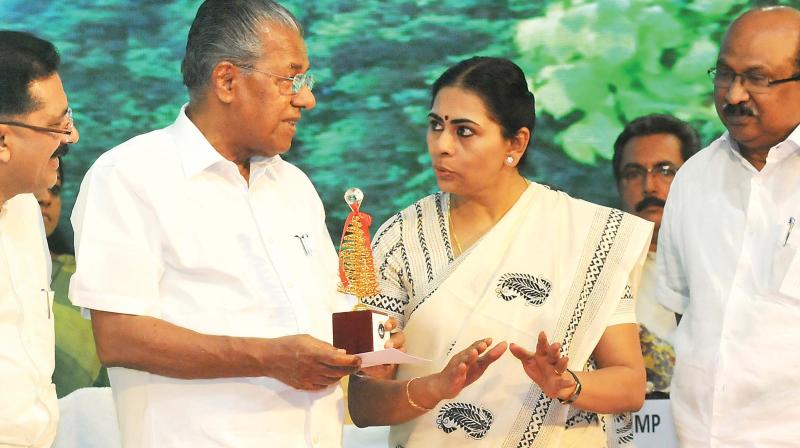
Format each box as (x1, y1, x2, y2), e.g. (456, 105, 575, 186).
(1, 0, 778, 240)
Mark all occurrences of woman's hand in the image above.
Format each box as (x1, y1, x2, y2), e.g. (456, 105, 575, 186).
(410, 338, 507, 409)
(510, 331, 575, 399)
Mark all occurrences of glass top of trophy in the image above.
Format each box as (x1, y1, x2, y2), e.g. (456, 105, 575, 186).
(333, 188, 390, 354)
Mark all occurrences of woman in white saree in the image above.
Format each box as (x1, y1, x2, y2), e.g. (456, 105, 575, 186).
(349, 57, 653, 448)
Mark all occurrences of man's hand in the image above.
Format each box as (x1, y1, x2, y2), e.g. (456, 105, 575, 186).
(510, 331, 575, 399)
(359, 317, 405, 379)
(265, 334, 362, 391)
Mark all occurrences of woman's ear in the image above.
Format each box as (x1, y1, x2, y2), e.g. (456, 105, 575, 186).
(509, 127, 530, 161)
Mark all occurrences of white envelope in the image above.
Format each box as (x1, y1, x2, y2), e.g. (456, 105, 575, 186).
(357, 348, 430, 368)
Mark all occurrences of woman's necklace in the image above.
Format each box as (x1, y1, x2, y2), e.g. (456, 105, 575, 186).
(448, 207, 463, 255)
(447, 177, 529, 256)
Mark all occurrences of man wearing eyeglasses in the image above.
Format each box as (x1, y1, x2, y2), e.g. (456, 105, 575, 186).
(612, 114, 700, 399)
(656, 6, 800, 447)
(69, 1, 362, 447)
(0, 31, 79, 448)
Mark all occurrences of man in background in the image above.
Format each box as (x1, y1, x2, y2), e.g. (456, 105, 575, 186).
(70, 1, 361, 447)
(657, 6, 800, 446)
(0, 30, 79, 447)
(612, 113, 699, 395)
(34, 159, 109, 397)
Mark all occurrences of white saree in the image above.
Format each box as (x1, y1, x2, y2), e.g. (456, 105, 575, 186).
(364, 183, 652, 447)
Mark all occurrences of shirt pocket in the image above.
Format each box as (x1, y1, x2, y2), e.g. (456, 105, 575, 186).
(17, 287, 56, 375)
(775, 243, 800, 301)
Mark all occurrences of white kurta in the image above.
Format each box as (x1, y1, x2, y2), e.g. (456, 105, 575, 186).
(0, 194, 58, 448)
(657, 127, 800, 447)
(70, 106, 348, 448)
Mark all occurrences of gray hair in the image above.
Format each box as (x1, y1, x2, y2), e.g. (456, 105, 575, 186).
(181, 0, 303, 101)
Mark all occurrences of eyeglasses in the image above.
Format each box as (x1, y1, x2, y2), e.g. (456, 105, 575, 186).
(0, 107, 75, 142)
(620, 163, 678, 184)
(708, 67, 800, 93)
(234, 64, 315, 95)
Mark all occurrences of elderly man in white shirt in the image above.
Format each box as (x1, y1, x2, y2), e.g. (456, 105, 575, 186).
(657, 6, 800, 447)
(0, 31, 79, 448)
(69, 1, 363, 447)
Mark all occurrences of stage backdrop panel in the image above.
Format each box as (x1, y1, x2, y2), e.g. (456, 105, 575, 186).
(2, 0, 769, 238)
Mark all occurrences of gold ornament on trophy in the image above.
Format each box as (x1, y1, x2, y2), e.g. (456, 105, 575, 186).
(337, 188, 379, 306)
(332, 188, 389, 354)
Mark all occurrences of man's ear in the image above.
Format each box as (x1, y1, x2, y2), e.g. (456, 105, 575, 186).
(0, 128, 11, 163)
(210, 61, 239, 104)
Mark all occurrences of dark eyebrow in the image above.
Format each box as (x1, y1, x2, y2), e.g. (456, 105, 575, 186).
(46, 107, 69, 126)
(451, 118, 480, 126)
(716, 59, 770, 73)
(622, 161, 677, 169)
(288, 62, 308, 73)
(426, 113, 480, 126)
(653, 160, 678, 166)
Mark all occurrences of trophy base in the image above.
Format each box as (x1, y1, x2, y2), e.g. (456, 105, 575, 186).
(332, 309, 388, 354)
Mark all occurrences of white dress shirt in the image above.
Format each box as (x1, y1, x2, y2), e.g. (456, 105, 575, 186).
(657, 126, 800, 447)
(70, 106, 349, 448)
(0, 194, 58, 448)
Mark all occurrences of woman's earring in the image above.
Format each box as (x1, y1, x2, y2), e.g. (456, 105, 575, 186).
(505, 155, 514, 166)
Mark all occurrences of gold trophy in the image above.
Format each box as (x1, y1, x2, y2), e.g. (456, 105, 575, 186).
(332, 188, 389, 354)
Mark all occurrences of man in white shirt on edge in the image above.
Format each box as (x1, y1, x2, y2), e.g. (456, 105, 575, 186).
(0, 31, 79, 448)
(69, 1, 362, 447)
(657, 6, 800, 447)
(612, 114, 699, 396)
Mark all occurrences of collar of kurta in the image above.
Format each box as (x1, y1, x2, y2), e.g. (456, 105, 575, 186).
(722, 122, 800, 169)
(172, 103, 283, 181)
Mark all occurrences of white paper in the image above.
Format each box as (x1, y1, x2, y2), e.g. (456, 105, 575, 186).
(357, 348, 430, 368)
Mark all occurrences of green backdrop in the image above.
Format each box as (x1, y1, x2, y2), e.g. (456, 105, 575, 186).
(2, 0, 791, 237)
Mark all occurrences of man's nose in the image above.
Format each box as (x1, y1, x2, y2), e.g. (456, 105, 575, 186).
(292, 86, 316, 111)
(724, 75, 750, 106)
(65, 124, 80, 145)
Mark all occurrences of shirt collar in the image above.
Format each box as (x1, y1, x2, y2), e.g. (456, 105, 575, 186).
(722, 123, 800, 167)
(171, 104, 285, 181)
(171, 104, 228, 179)
(249, 154, 284, 183)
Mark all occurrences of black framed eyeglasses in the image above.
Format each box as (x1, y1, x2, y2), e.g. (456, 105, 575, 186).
(620, 163, 678, 184)
(708, 67, 800, 93)
(234, 64, 315, 95)
(0, 107, 75, 139)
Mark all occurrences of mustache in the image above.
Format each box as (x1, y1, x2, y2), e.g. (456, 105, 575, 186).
(722, 103, 755, 117)
(51, 144, 69, 159)
(635, 196, 666, 213)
